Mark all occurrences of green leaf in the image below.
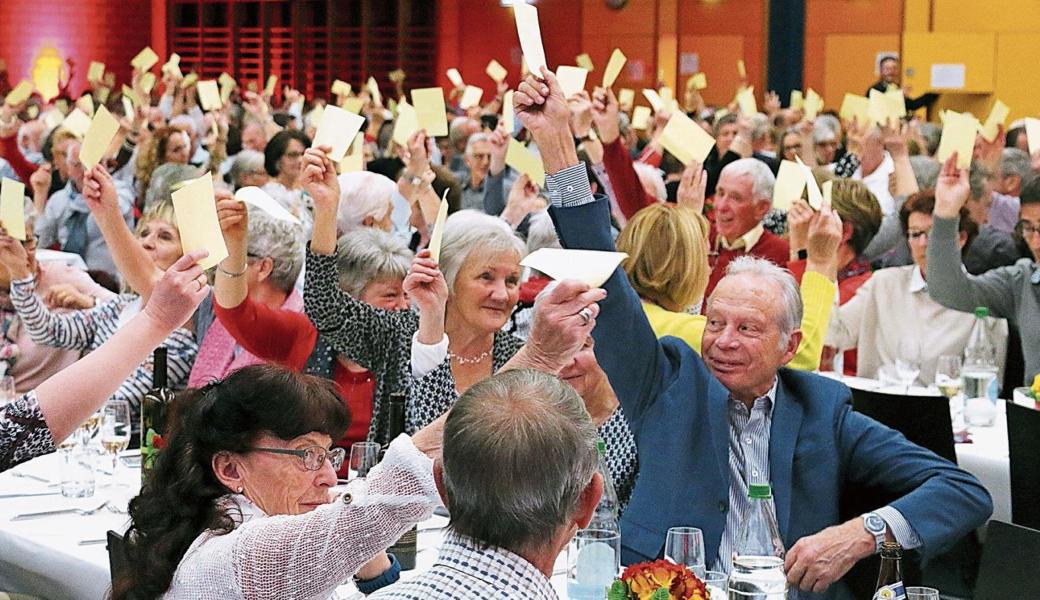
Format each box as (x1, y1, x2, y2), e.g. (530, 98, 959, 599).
(607, 580, 629, 600)
(650, 588, 671, 600)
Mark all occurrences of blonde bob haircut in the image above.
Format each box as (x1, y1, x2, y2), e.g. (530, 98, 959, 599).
(616, 204, 710, 312)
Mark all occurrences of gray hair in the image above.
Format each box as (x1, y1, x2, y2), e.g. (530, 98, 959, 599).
(228, 150, 265, 190)
(632, 162, 667, 201)
(750, 113, 771, 143)
(814, 115, 841, 141)
(144, 163, 201, 211)
(442, 369, 599, 553)
(525, 211, 561, 255)
(918, 122, 942, 156)
(909, 155, 940, 191)
(716, 256, 802, 347)
(336, 171, 396, 233)
(335, 228, 413, 297)
(246, 207, 304, 292)
(449, 117, 478, 146)
(464, 132, 490, 157)
(968, 161, 993, 201)
(720, 158, 776, 203)
(438, 210, 526, 294)
(169, 114, 198, 138)
(1000, 148, 1033, 185)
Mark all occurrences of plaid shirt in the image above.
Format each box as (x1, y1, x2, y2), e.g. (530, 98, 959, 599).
(368, 531, 558, 600)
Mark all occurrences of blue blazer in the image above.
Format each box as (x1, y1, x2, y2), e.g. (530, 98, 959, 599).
(548, 197, 992, 576)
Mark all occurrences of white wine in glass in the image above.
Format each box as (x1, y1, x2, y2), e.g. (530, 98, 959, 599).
(100, 401, 132, 478)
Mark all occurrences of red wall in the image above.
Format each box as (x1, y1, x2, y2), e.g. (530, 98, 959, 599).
(0, 0, 152, 97)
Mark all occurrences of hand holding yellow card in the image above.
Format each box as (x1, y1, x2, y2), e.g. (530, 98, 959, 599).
(804, 88, 823, 121)
(140, 72, 157, 94)
(659, 111, 716, 165)
(61, 109, 92, 138)
(332, 80, 352, 97)
(790, 90, 804, 111)
(602, 49, 627, 89)
(736, 86, 757, 115)
(576, 53, 594, 72)
(79, 105, 120, 170)
(513, 2, 547, 75)
(0, 178, 26, 241)
(311, 105, 367, 163)
(264, 75, 278, 97)
(171, 175, 228, 270)
(446, 68, 464, 88)
(506, 138, 545, 187)
(411, 88, 449, 137)
(459, 86, 484, 110)
(88, 61, 105, 83)
(686, 73, 707, 91)
(936, 110, 979, 169)
(197, 80, 222, 111)
(979, 100, 1009, 143)
(4, 81, 32, 106)
(392, 101, 419, 146)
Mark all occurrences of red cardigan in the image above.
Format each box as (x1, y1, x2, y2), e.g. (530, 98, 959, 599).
(602, 137, 657, 219)
(0, 134, 38, 184)
(704, 227, 790, 300)
(213, 297, 374, 453)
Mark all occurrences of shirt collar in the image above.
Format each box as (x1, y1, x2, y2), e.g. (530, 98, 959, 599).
(719, 223, 765, 252)
(728, 378, 779, 417)
(909, 265, 927, 293)
(437, 531, 558, 599)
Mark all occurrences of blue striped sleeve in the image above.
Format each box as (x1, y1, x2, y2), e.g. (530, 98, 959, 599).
(544, 163, 595, 208)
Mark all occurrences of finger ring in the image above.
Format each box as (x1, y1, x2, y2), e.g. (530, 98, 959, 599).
(579, 307, 593, 325)
(196, 277, 206, 292)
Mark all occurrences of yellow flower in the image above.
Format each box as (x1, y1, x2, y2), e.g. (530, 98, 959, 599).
(1031, 373, 1040, 397)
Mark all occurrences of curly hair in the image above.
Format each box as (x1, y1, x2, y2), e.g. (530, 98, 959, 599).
(113, 365, 350, 600)
(135, 127, 190, 201)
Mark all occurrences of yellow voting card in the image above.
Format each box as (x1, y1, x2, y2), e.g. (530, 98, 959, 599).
(220, 82, 234, 105)
(979, 100, 1009, 143)
(790, 90, 804, 111)
(79, 105, 120, 170)
(122, 85, 141, 107)
(602, 49, 627, 89)
(821, 179, 833, 209)
(631, 106, 652, 130)
(868, 88, 896, 127)
(937, 110, 978, 169)
(5, 81, 32, 106)
(521, 248, 627, 288)
(131, 47, 159, 72)
(411, 88, 449, 137)
(486, 60, 507, 84)
(459, 86, 484, 110)
(338, 133, 365, 173)
(164, 54, 183, 79)
(171, 175, 227, 270)
(389, 69, 406, 83)
(264, 75, 278, 97)
(772, 160, 806, 212)
(332, 80, 352, 97)
(392, 101, 419, 146)
(659, 87, 673, 104)
(77, 94, 94, 116)
(96, 87, 110, 105)
(687, 73, 707, 91)
(61, 109, 92, 138)
(0, 178, 26, 241)
(180, 72, 198, 89)
(219, 72, 236, 90)
(513, 2, 547, 75)
(197, 80, 222, 111)
(659, 111, 716, 165)
(366, 76, 382, 107)
(311, 105, 366, 163)
(88, 61, 105, 82)
(736, 86, 757, 115)
(795, 156, 823, 211)
(804, 89, 823, 121)
(342, 97, 365, 114)
(1026, 118, 1040, 157)
(576, 53, 594, 72)
(428, 193, 450, 263)
(506, 138, 545, 187)
(737, 60, 747, 78)
(642, 89, 663, 111)
(140, 72, 156, 94)
(557, 66, 588, 98)
(840, 93, 870, 125)
(122, 96, 134, 120)
(446, 68, 464, 88)
(502, 90, 515, 133)
(618, 88, 635, 108)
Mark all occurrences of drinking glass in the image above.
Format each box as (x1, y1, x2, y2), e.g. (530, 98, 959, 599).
(59, 443, 96, 498)
(100, 401, 132, 478)
(701, 570, 727, 600)
(79, 409, 103, 447)
(895, 338, 922, 391)
(348, 441, 381, 480)
(567, 528, 620, 600)
(935, 355, 962, 398)
(664, 526, 706, 578)
(906, 586, 940, 600)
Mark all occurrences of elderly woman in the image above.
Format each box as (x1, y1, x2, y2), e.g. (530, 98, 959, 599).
(213, 198, 411, 451)
(0, 212, 115, 393)
(0, 253, 206, 473)
(227, 149, 269, 190)
(827, 190, 1006, 384)
(1, 168, 198, 425)
(115, 364, 443, 600)
(616, 201, 836, 370)
(262, 129, 313, 224)
(337, 171, 396, 233)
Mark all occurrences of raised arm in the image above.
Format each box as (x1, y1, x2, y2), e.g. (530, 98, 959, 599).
(787, 198, 842, 371)
(592, 87, 656, 219)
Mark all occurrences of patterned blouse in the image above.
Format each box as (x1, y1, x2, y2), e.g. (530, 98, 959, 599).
(305, 247, 640, 509)
(0, 392, 55, 473)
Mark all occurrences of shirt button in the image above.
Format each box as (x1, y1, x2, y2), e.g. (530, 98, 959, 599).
(566, 185, 574, 192)
(745, 437, 753, 445)
(719, 501, 728, 512)
(752, 469, 760, 478)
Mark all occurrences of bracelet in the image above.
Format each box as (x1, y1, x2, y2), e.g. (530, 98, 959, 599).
(354, 553, 401, 594)
(217, 261, 248, 277)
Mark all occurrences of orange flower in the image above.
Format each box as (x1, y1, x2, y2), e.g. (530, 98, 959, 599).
(620, 560, 708, 600)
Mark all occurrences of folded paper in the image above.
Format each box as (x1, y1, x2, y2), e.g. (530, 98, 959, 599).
(411, 87, 449, 137)
(171, 174, 228, 270)
(79, 105, 120, 170)
(521, 248, 628, 288)
(235, 186, 301, 225)
(0, 178, 26, 241)
(311, 105, 366, 163)
(659, 111, 716, 165)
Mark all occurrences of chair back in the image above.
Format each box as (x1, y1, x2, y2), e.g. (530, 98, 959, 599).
(974, 520, 1040, 600)
(1007, 401, 1040, 529)
(107, 530, 128, 591)
(850, 388, 957, 463)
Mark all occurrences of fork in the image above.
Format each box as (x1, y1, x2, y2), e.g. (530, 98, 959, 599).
(11, 500, 110, 521)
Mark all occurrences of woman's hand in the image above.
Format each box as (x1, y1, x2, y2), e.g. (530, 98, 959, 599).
(301, 146, 341, 214)
(787, 198, 813, 257)
(44, 284, 95, 310)
(0, 231, 31, 280)
(676, 160, 707, 214)
(143, 250, 211, 330)
(81, 165, 123, 224)
(216, 196, 248, 250)
(934, 152, 971, 219)
(29, 162, 52, 198)
(404, 249, 449, 344)
(501, 173, 545, 228)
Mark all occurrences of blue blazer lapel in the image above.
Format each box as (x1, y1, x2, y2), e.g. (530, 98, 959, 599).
(768, 376, 802, 540)
(707, 377, 731, 489)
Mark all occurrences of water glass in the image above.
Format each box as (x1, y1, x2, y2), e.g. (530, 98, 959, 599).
(59, 444, 96, 498)
(567, 528, 620, 600)
(348, 441, 381, 480)
(906, 586, 940, 600)
(664, 526, 706, 577)
(935, 355, 962, 398)
(701, 570, 727, 600)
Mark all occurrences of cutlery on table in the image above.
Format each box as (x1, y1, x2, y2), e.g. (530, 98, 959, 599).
(0, 491, 62, 499)
(10, 472, 52, 484)
(11, 501, 110, 521)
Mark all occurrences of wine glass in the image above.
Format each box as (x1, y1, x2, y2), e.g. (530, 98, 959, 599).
(895, 338, 922, 392)
(664, 527, 706, 578)
(100, 401, 132, 479)
(348, 441, 381, 481)
(79, 409, 103, 447)
(935, 355, 962, 398)
(906, 587, 940, 600)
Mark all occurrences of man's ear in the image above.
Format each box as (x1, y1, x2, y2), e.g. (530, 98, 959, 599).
(574, 472, 604, 530)
(433, 460, 449, 508)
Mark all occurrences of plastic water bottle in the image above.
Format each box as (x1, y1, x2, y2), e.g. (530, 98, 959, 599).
(588, 438, 620, 534)
(962, 307, 999, 401)
(728, 483, 787, 600)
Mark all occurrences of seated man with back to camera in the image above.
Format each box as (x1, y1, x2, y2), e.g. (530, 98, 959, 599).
(513, 67, 992, 599)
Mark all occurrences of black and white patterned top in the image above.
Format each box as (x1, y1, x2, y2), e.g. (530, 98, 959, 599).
(9, 274, 197, 423)
(0, 392, 55, 473)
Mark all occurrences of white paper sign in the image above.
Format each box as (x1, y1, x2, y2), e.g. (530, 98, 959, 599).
(521, 248, 628, 288)
(930, 64, 965, 90)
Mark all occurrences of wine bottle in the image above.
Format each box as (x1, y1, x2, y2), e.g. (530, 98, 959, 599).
(140, 347, 173, 484)
(384, 392, 418, 570)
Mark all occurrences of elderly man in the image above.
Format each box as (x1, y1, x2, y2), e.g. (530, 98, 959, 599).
(866, 55, 938, 112)
(706, 157, 789, 298)
(959, 161, 1021, 274)
(35, 139, 134, 279)
(988, 147, 1033, 234)
(515, 68, 992, 599)
(368, 370, 605, 600)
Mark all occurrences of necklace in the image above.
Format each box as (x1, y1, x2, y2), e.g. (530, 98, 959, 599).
(448, 349, 492, 365)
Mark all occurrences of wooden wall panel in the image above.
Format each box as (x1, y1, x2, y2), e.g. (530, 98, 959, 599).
(933, 0, 1040, 33)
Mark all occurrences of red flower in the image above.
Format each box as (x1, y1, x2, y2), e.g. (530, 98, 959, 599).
(620, 560, 708, 600)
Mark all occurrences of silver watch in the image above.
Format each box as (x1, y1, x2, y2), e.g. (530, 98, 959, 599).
(862, 512, 887, 553)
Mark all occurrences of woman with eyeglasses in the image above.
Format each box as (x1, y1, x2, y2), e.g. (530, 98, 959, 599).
(261, 129, 313, 228)
(115, 364, 443, 600)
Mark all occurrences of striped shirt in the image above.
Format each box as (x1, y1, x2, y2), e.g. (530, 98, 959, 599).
(9, 274, 197, 423)
(368, 531, 557, 600)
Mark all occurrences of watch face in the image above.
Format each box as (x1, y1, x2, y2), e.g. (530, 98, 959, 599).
(865, 514, 886, 533)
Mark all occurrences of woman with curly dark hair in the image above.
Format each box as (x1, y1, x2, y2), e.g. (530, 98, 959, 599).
(114, 364, 443, 600)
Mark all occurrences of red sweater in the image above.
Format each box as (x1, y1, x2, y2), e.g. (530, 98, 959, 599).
(704, 227, 790, 300)
(0, 134, 38, 184)
(213, 297, 374, 457)
(602, 137, 657, 219)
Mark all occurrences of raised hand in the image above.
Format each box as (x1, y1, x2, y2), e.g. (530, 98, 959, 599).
(934, 152, 971, 219)
(301, 146, 340, 213)
(590, 87, 621, 145)
(676, 161, 707, 214)
(403, 249, 449, 337)
(881, 120, 911, 158)
(142, 250, 211, 330)
(44, 284, 95, 310)
(487, 124, 509, 176)
(216, 196, 248, 250)
(523, 280, 607, 373)
(764, 90, 781, 116)
(567, 90, 594, 138)
(0, 229, 31, 280)
(404, 129, 431, 177)
(29, 163, 52, 198)
(786, 198, 813, 256)
(513, 67, 570, 139)
(501, 173, 546, 228)
(80, 165, 122, 224)
(805, 197, 844, 280)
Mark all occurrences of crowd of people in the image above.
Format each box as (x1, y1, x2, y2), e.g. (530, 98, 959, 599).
(0, 44, 1032, 598)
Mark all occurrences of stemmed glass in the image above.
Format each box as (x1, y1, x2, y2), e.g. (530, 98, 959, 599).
(936, 355, 963, 423)
(100, 401, 131, 479)
(348, 441, 381, 481)
(664, 526, 706, 578)
(895, 338, 922, 392)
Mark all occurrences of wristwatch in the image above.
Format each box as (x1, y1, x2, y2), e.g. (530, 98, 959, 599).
(862, 512, 888, 553)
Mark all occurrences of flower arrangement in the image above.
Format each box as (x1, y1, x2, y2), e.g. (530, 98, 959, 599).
(607, 560, 708, 600)
(1026, 373, 1040, 407)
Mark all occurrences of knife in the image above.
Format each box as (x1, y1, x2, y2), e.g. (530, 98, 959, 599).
(0, 491, 61, 499)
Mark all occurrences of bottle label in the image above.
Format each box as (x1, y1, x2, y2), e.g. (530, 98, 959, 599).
(872, 582, 906, 600)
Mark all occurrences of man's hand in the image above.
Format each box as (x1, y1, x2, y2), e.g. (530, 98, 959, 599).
(881, 120, 911, 158)
(934, 152, 970, 219)
(764, 90, 781, 116)
(301, 146, 341, 214)
(514, 68, 579, 174)
(488, 124, 509, 176)
(590, 87, 621, 145)
(785, 518, 875, 594)
(676, 161, 707, 215)
(515, 280, 606, 373)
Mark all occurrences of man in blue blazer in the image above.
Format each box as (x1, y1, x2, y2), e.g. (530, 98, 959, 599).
(511, 68, 992, 599)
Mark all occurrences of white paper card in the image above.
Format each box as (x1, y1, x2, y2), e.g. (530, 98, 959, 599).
(235, 186, 301, 225)
(311, 105, 366, 163)
(521, 248, 628, 288)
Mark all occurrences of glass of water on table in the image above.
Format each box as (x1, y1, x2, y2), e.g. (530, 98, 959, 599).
(665, 526, 706, 577)
(567, 528, 620, 599)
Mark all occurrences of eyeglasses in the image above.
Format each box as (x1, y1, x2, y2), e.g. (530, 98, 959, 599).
(907, 229, 930, 242)
(469, 152, 492, 161)
(283, 151, 304, 159)
(1016, 220, 1040, 235)
(249, 445, 346, 471)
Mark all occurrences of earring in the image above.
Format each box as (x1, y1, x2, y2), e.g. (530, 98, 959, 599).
(237, 486, 244, 494)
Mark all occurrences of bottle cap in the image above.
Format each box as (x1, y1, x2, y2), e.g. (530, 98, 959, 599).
(880, 541, 903, 557)
(596, 439, 606, 455)
(748, 483, 772, 499)
(975, 306, 989, 318)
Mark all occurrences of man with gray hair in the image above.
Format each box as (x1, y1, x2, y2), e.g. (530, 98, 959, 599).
(368, 369, 604, 600)
(988, 147, 1033, 234)
(706, 157, 789, 297)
